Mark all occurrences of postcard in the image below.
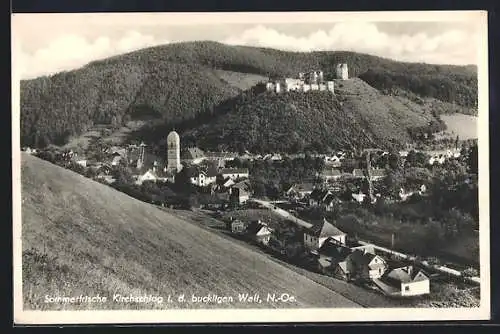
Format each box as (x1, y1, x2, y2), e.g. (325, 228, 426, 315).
(12, 10, 490, 324)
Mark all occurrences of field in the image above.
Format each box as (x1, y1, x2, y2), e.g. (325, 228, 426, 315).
(62, 121, 147, 151)
(440, 114, 478, 140)
(20, 153, 361, 310)
(215, 70, 268, 91)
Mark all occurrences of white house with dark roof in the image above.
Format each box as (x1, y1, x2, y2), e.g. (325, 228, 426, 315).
(189, 166, 218, 187)
(181, 147, 206, 165)
(303, 218, 346, 252)
(285, 183, 315, 199)
(374, 265, 430, 296)
(347, 249, 388, 281)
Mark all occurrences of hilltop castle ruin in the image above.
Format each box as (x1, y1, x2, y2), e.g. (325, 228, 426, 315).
(266, 64, 349, 94)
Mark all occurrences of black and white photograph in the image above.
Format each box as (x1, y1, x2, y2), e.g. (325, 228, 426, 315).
(12, 11, 490, 324)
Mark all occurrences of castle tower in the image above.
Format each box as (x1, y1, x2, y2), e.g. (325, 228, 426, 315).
(166, 130, 182, 173)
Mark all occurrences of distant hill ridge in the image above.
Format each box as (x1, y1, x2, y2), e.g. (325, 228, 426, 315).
(20, 41, 477, 149)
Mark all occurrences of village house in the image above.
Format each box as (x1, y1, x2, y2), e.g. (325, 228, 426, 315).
(229, 180, 251, 204)
(111, 153, 124, 166)
(374, 265, 430, 297)
(22, 147, 38, 155)
(308, 189, 332, 207)
(308, 190, 338, 211)
(245, 220, 273, 246)
(399, 184, 427, 202)
(135, 169, 160, 185)
(324, 154, 342, 164)
(347, 249, 388, 281)
(316, 240, 353, 279)
(262, 153, 282, 161)
(189, 166, 218, 187)
(72, 155, 88, 167)
(285, 183, 315, 199)
(181, 147, 206, 165)
(220, 168, 250, 181)
(351, 191, 366, 203)
(220, 177, 235, 189)
(230, 219, 247, 235)
(320, 168, 342, 182)
(303, 218, 346, 253)
(428, 155, 446, 165)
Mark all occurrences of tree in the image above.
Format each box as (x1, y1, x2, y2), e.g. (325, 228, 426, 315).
(467, 143, 478, 174)
(405, 150, 417, 167)
(388, 151, 400, 170)
(382, 170, 405, 199)
(112, 166, 134, 185)
(461, 267, 479, 278)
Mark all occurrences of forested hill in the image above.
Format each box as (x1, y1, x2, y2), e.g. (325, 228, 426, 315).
(178, 78, 436, 153)
(20, 41, 477, 148)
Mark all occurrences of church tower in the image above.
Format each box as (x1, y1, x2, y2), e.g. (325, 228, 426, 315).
(166, 130, 182, 173)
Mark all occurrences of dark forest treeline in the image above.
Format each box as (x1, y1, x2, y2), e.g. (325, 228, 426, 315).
(359, 69, 478, 110)
(21, 41, 477, 148)
(179, 88, 434, 153)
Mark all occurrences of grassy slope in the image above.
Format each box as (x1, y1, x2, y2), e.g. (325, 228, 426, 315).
(21, 153, 360, 310)
(440, 114, 478, 140)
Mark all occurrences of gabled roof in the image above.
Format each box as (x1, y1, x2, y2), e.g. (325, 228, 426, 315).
(306, 218, 345, 238)
(181, 147, 206, 160)
(309, 188, 331, 202)
(323, 193, 337, 205)
(245, 220, 268, 236)
(287, 183, 315, 193)
(348, 249, 374, 266)
(385, 266, 428, 284)
(319, 241, 351, 260)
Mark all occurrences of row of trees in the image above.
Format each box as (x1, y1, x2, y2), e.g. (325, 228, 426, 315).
(225, 155, 325, 199)
(359, 69, 478, 108)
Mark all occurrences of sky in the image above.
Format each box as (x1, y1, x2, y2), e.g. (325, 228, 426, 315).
(12, 12, 485, 80)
